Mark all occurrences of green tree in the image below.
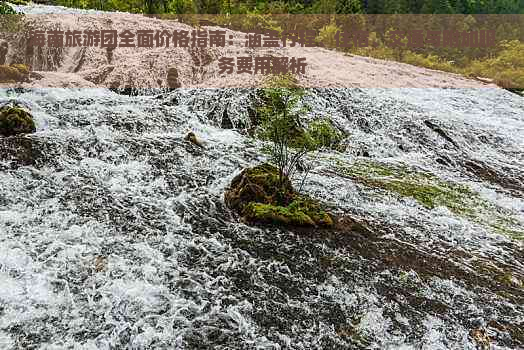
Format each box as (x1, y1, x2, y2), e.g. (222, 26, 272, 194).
(0, 1, 23, 33)
(256, 87, 315, 189)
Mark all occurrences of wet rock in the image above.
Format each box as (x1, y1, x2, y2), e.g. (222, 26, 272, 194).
(184, 132, 204, 148)
(0, 41, 8, 65)
(167, 67, 181, 88)
(29, 71, 44, 80)
(487, 320, 524, 347)
(462, 159, 524, 196)
(225, 163, 294, 212)
(108, 87, 154, 96)
(0, 134, 72, 170)
(225, 163, 333, 227)
(470, 328, 490, 350)
(356, 117, 372, 133)
(0, 136, 35, 167)
(424, 120, 458, 148)
(81, 65, 115, 85)
(0, 105, 36, 136)
(356, 148, 370, 157)
(0, 64, 30, 83)
(220, 107, 233, 129)
(162, 95, 178, 106)
(436, 154, 453, 166)
(334, 216, 373, 236)
(507, 88, 523, 96)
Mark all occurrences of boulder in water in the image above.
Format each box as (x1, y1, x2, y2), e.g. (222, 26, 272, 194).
(224, 163, 333, 227)
(0, 105, 36, 137)
(167, 67, 181, 88)
(184, 132, 204, 148)
(225, 163, 294, 211)
(242, 196, 333, 227)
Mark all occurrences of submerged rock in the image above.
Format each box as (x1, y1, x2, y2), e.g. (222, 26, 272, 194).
(225, 163, 333, 227)
(0, 135, 34, 167)
(184, 132, 204, 148)
(167, 67, 181, 88)
(0, 105, 36, 136)
(424, 119, 458, 148)
(0, 41, 8, 65)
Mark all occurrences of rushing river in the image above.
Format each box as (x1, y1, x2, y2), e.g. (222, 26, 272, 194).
(1, 3, 524, 350)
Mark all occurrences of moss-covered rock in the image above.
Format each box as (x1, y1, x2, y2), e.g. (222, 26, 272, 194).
(10, 63, 29, 75)
(225, 163, 333, 227)
(0, 106, 36, 136)
(308, 118, 345, 150)
(225, 163, 294, 211)
(242, 195, 333, 227)
(495, 271, 523, 288)
(0, 65, 23, 82)
(0, 64, 30, 83)
(336, 159, 524, 240)
(242, 202, 316, 226)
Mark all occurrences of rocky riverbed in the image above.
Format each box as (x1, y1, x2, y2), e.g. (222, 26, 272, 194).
(0, 3, 523, 350)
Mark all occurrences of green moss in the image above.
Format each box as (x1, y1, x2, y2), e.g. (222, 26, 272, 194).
(225, 163, 334, 228)
(0, 64, 29, 83)
(225, 163, 294, 212)
(287, 195, 334, 227)
(0, 65, 23, 82)
(340, 160, 474, 214)
(243, 202, 315, 226)
(336, 160, 523, 240)
(495, 271, 522, 288)
(0, 1, 17, 14)
(263, 73, 300, 89)
(308, 119, 344, 150)
(242, 195, 333, 228)
(381, 179, 474, 215)
(10, 63, 29, 75)
(0, 106, 36, 136)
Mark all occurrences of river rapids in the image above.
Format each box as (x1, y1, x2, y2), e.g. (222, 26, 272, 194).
(0, 3, 524, 350)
